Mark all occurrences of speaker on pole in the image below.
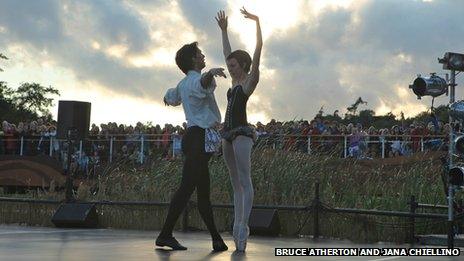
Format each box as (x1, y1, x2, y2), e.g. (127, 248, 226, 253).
(57, 100, 91, 140)
(52, 100, 96, 228)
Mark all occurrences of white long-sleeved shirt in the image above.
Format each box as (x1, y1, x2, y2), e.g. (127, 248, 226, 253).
(164, 70, 221, 129)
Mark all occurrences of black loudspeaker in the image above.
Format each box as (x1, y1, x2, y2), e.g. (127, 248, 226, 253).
(249, 209, 280, 236)
(51, 203, 98, 228)
(57, 100, 91, 140)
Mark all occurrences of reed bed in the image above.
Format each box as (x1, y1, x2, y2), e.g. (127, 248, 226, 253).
(0, 143, 460, 243)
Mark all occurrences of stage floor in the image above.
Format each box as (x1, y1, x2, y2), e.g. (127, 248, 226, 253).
(0, 225, 461, 260)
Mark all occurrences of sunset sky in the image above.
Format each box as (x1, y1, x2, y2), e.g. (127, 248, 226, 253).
(1, 0, 463, 126)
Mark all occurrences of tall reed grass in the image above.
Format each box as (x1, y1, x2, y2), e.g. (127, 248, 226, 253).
(0, 144, 459, 242)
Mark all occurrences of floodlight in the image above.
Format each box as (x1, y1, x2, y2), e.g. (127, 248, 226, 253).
(449, 166, 464, 186)
(450, 100, 464, 121)
(455, 135, 464, 154)
(439, 52, 464, 71)
(409, 74, 447, 99)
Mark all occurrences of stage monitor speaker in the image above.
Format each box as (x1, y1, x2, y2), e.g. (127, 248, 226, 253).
(51, 203, 98, 228)
(57, 100, 91, 140)
(243, 209, 280, 236)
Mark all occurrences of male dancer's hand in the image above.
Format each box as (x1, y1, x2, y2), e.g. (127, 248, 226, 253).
(208, 67, 227, 78)
(201, 68, 226, 88)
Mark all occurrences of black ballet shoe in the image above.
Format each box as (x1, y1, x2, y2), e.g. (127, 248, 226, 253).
(155, 236, 187, 250)
(212, 238, 228, 252)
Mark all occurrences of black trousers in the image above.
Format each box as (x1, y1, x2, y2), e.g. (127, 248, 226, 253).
(159, 126, 220, 240)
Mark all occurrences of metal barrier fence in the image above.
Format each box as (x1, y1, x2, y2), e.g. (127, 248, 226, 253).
(0, 134, 448, 168)
(0, 182, 459, 244)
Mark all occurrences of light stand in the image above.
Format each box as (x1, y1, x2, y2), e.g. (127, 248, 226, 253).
(410, 52, 464, 248)
(64, 128, 77, 203)
(447, 70, 456, 248)
(52, 100, 97, 228)
(439, 52, 464, 248)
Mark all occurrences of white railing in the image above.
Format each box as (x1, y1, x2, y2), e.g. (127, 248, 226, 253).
(0, 134, 447, 167)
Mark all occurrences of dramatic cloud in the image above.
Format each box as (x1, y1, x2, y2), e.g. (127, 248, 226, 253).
(0, 0, 180, 100)
(1, 0, 464, 125)
(258, 0, 464, 120)
(176, 0, 244, 65)
(64, 0, 152, 54)
(0, 0, 63, 49)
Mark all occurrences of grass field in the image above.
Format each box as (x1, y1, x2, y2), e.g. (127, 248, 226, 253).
(0, 147, 461, 243)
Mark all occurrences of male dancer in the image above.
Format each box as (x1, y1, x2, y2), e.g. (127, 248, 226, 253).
(156, 42, 228, 251)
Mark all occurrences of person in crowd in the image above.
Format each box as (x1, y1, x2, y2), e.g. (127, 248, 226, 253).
(48, 125, 59, 158)
(410, 122, 421, 153)
(309, 120, 321, 154)
(401, 128, 412, 156)
(356, 123, 368, 158)
(89, 124, 100, 136)
(348, 126, 361, 158)
(321, 124, 332, 154)
(3, 121, 16, 155)
(366, 126, 379, 158)
(390, 125, 402, 157)
(161, 124, 172, 159)
(298, 121, 310, 153)
(171, 128, 183, 160)
(36, 124, 49, 155)
(442, 123, 451, 151)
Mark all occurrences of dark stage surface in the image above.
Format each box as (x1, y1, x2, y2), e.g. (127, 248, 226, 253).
(0, 225, 462, 260)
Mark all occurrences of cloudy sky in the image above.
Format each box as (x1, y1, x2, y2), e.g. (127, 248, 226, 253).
(1, 0, 463, 126)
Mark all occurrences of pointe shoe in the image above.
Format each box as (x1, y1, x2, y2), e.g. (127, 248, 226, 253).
(233, 237, 238, 250)
(232, 224, 240, 249)
(236, 225, 249, 252)
(237, 239, 247, 252)
(212, 238, 228, 252)
(155, 236, 187, 250)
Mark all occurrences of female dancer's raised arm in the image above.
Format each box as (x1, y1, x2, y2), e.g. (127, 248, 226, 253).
(215, 10, 232, 59)
(240, 7, 262, 96)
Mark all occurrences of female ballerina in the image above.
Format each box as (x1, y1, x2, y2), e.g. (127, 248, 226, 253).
(215, 7, 262, 252)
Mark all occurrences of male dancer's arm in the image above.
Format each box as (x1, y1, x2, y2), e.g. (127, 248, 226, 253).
(216, 10, 231, 59)
(241, 7, 262, 96)
(200, 68, 226, 89)
(163, 87, 181, 106)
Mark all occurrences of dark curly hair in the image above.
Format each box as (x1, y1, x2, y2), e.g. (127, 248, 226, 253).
(175, 42, 198, 75)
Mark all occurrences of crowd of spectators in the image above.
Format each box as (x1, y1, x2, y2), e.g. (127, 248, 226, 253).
(253, 116, 448, 158)
(0, 115, 449, 174)
(0, 118, 59, 156)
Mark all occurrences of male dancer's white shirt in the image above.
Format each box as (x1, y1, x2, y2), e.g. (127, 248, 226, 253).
(164, 70, 221, 129)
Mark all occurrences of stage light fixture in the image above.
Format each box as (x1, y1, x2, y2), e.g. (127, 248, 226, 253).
(409, 74, 447, 99)
(449, 166, 464, 186)
(439, 52, 464, 72)
(455, 135, 464, 154)
(450, 100, 464, 121)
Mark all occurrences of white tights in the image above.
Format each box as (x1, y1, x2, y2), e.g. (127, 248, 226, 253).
(222, 136, 254, 243)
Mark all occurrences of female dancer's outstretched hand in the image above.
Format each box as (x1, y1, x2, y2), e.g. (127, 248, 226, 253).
(215, 10, 228, 31)
(240, 7, 258, 21)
